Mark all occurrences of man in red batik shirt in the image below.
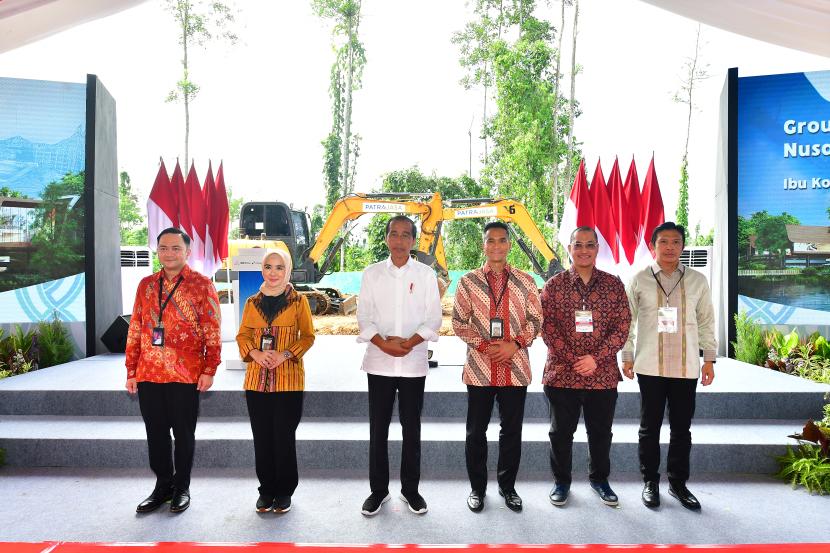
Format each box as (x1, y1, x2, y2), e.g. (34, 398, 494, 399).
(125, 227, 221, 514)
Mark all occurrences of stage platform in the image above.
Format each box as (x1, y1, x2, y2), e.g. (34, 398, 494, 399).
(1, 336, 829, 545)
(0, 337, 827, 475)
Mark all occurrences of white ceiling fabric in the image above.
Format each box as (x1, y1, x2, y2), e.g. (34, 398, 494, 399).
(0, 0, 146, 54)
(640, 0, 830, 58)
(1, 1, 826, 60)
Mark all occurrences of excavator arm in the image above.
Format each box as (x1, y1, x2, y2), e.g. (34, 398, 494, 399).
(305, 192, 443, 278)
(438, 198, 564, 280)
(302, 192, 560, 306)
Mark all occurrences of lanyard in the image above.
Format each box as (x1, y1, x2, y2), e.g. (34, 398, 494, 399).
(486, 268, 510, 312)
(157, 275, 184, 326)
(574, 271, 596, 310)
(650, 267, 684, 307)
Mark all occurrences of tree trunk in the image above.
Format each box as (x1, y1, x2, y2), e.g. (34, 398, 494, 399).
(341, 39, 353, 196)
(182, 2, 190, 167)
(339, 13, 356, 272)
(550, 0, 565, 231)
(483, 0, 506, 168)
(683, 25, 701, 159)
(677, 25, 701, 231)
(564, 0, 579, 192)
(483, 79, 488, 165)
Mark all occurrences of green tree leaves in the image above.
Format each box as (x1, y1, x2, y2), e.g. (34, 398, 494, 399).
(738, 210, 800, 264)
(165, 0, 238, 165)
(456, 1, 574, 262)
(314, 0, 366, 211)
(676, 157, 689, 229)
(755, 212, 799, 264)
(29, 172, 85, 280)
(119, 171, 148, 246)
(367, 167, 490, 270)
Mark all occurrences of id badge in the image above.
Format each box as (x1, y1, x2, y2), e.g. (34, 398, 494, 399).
(657, 307, 678, 334)
(260, 332, 275, 351)
(575, 310, 594, 333)
(151, 326, 165, 347)
(490, 318, 504, 339)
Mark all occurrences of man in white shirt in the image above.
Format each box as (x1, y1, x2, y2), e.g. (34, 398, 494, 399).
(356, 215, 442, 517)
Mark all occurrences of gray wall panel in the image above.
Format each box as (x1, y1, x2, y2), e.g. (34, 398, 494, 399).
(84, 74, 122, 356)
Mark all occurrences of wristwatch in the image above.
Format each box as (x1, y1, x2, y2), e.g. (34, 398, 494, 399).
(283, 351, 291, 360)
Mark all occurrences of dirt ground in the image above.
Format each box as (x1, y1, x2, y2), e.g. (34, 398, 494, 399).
(313, 296, 456, 336)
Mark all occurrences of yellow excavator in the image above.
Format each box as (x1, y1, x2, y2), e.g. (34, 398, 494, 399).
(225, 194, 440, 315)
(420, 195, 564, 288)
(224, 192, 562, 315)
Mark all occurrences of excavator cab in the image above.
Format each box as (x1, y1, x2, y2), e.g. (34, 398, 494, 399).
(236, 201, 352, 315)
(238, 202, 319, 284)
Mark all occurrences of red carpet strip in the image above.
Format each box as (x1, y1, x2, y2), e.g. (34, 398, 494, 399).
(1, 544, 830, 553)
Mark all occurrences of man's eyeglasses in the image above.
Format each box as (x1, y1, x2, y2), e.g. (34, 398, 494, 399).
(570, 242, 598, 250)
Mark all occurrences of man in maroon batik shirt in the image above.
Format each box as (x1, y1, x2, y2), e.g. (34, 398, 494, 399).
(540, 226, 631, 508)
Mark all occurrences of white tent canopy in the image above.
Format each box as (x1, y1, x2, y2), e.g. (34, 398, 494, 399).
(640, 0, 830, 58)
(2, 0, 829, 57)
(0, 0, 146, 55)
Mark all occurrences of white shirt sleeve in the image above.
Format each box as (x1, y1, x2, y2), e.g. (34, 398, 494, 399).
(415, 270, 442, 342)
(356, 267, 379, 343)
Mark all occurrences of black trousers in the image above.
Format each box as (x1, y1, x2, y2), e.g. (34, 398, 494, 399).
(544, 386, 617, 485)
(137, 381, 200, 491)
(465, 385, 527, 494)
(637, 373, 698, 484)
(245, 390, 304, 498)
(367, 373, 425, 496)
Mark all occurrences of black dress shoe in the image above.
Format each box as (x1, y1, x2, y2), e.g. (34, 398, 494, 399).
(170, 489, 190, 513)
(669, 483, 701, 511)
(136, 488, 173, 513)
(549, 483, 569, 507)
(590, 481, 619, 506)
(641, 481, 660, 508)
(467, 490, 485, 512)
(498, 488, 522, 512)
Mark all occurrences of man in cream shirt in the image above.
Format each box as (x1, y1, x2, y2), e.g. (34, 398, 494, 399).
(622, 222, 716, 511)
(356, 215, 442, 517)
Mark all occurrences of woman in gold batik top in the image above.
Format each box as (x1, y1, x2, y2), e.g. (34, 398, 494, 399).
(236, 248, 315, 514)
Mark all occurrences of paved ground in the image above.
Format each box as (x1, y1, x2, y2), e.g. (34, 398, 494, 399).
(0, 467, 827, 544)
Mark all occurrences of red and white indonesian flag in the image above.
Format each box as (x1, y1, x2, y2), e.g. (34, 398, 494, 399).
(214, 162, 230, 262)
(202, 162, 221, 277)
(147, 160, 176, 251)
(557, 159, 594, 254)
(638, 156, 665, 266)
(588, 159, 619, 274)
(609, 157, 636, 267)
(185, 163, 208, 275)
(622, 159, 648, 265)
(147, 158, 230, 277)
(170, 160, 189, 240)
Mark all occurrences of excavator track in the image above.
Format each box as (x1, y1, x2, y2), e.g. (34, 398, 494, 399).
(300, 290, 332, 316)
